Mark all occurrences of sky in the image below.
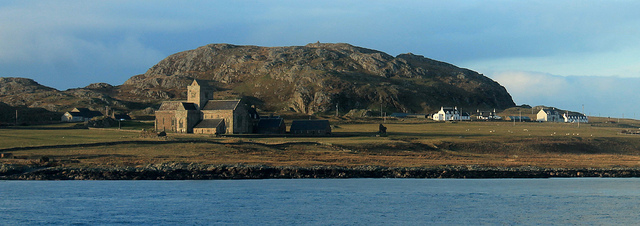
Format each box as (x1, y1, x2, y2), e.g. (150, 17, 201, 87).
(1, 1, 639, 118)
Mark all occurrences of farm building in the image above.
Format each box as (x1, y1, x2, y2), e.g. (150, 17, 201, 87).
(390, 113, 427, 118)
(255, 117, 286, 134)
(504, 116, 532, 122)
(61, 108, 103, 122)
(290, 120, 331, 135)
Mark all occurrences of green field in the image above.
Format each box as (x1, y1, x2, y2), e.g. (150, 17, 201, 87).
(2, 117, 640, 168)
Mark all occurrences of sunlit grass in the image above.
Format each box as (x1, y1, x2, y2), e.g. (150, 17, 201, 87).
(2, 118, 640, 169)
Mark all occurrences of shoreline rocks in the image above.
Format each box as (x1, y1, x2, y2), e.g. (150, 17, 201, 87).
(3, 163, 640, 180)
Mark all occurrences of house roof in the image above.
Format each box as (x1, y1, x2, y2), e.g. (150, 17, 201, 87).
(477, 111, 494, 117)
(201, 100, 240, 111)
(70, 108, 103, 118)
(507, 116, 531, 120)
(290, 120, 331, 131)
(564, 113, 587, 117)
(180, 102, 198, 111)
(158, 101, 183, 111)
(257, 118, 284, 128)
(193, 119, 224, 128)
(390, 113, 409, 118)
(439, 107, 459, 114)
(158, 101, 198, 111)
(65, 112, 84, 117)
(540, 108, 560, 115)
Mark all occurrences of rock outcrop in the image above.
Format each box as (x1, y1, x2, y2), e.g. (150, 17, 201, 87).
(124, 43, 515, 114)
(3, 163, 640, 180)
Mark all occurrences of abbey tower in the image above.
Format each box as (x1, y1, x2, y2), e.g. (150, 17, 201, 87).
(187, 80, 214, 110)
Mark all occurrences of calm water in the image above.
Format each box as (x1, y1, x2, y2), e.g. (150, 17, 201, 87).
(1, 178, 639, 225)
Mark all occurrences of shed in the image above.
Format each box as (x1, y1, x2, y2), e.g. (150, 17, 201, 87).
(255, 118, 286, 134)
(505, 116, 532, 122)
(290, 120, 331, 135)
(390, 113, 409, 118)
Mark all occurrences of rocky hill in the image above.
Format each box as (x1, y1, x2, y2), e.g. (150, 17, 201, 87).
(0, 77, 138, 114)
(123, 43, 514, 114)
(0, 43, 515, 115)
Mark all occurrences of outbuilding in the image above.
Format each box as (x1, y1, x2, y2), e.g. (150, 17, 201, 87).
(289, 120, 331, 135)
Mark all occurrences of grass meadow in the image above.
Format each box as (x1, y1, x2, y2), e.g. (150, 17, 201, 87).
(2, 117, 640, 168)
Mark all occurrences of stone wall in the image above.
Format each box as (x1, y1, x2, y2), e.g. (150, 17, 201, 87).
(233, 105, 251, 134)
(175, 109, 200, 133)
(202, 110, 234, 133)
(155, 111, 175, 132)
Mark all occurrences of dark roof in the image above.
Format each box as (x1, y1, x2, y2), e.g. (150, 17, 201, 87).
(194, 119, 224, 128)
(70, 108, 103, 118)
(477, 111, 495, 117)
(202, 100, 240, 111)
(256, 118, 285, 134)
(564, 112, 586, 117)
(257, 118, 284, 128)
(180, 103, 198, 111)
(158, 101, 197, 111)
(290, 120, 331, 131)
(541, 108, 560, 115)
(66, 112, 84, 117)
(390, 113, 409, 118)
(506, 116, 531, 120)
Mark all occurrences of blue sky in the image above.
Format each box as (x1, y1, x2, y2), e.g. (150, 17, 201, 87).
(1, 1, 639, 118)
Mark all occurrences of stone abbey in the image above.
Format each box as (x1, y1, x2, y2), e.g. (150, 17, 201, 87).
(154, 80, 257, 134)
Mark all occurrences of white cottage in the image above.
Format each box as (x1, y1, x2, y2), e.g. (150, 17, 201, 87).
(433, 107, 457, 121)
(536, 108, 563, 122)
(433, 107, 470, 121)
(563, 113, 588, 123)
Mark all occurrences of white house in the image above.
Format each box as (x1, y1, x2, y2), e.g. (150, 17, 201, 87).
(433, 107, 470, 121)
(433, 107, 457, 121)
(536, 108, 563, 122)
(476, 109, 501, 120)
(61, 108, 103, 122)
(563, 113, 588, 123)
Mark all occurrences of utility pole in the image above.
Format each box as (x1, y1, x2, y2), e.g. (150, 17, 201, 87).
(519, 110, 522, 122)
(335, 103, 339, 117)
(15, 110, 18, 126)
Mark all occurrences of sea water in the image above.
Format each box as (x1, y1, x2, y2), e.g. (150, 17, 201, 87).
(1, 178, 639, 225)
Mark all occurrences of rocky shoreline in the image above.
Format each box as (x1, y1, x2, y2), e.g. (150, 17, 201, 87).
(2, 163, 640, 180)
